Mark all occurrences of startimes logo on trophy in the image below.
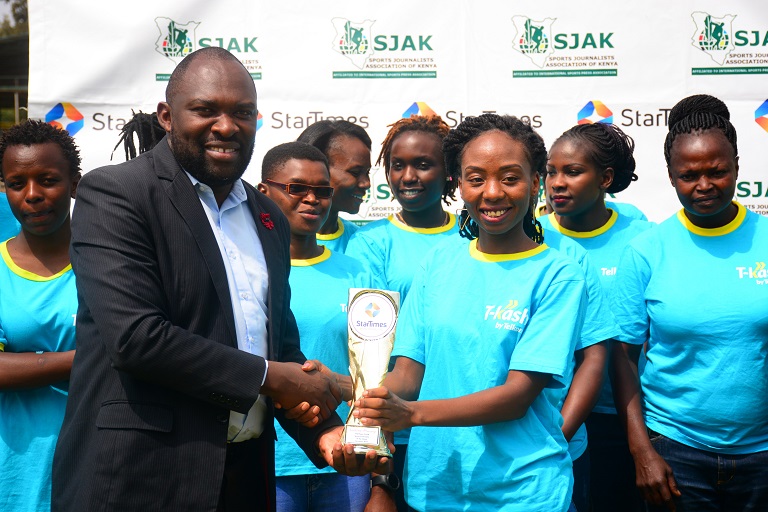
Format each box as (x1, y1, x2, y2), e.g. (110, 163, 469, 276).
(344, 288, 400, 456)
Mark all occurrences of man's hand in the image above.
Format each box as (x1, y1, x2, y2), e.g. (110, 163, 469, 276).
(316, 426, 393, 476)
(262, 362, 342, 421)
(633, 446, 681, 511)
(275, 401, 322, 428)
(301, 359, 355, 403)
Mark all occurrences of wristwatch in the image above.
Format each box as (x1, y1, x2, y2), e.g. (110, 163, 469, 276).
(371, 472, 401, 492)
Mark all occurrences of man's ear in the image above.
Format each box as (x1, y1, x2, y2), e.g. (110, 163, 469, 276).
(157, 101, 172, 132)
(257, 182, 269, 195)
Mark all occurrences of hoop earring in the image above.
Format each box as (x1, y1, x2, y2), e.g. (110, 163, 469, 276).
(529, 201, 542, 225)
(458, 207, 472, 231)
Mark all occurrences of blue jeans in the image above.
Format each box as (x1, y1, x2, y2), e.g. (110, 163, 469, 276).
(276, 473, 370, 512)
(647, 430, 768, 512)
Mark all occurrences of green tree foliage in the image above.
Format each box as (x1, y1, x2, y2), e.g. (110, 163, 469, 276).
(0, 0, 27, 37)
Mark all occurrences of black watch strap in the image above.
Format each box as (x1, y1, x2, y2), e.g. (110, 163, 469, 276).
(371, 473, 401, 491)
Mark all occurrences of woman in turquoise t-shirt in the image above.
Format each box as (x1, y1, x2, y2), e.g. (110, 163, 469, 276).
(0, 120, 81, 512)
(345, 114, 459, 511)
(542, 122, 652, 512)
(0, 189, 21, 241)
(354, 114, 586, 512)
(297, 120, 373, 253)
(346, 114, 459, 301)
(259, 141, 385, 512)
(612, 95, 768, 512)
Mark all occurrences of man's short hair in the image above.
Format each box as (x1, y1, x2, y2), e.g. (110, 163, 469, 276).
(166, 47, 253, 104)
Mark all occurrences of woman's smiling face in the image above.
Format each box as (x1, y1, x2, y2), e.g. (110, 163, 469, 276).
(459, 130, 538, 251)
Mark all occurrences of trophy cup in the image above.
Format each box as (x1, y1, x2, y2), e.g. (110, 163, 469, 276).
(343, 288, 400, 457)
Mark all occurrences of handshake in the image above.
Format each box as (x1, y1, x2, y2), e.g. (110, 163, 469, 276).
(262, 288, 400, 476)
(263, 359, 392, 476)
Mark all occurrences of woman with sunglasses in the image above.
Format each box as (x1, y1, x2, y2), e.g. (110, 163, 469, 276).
(258, 142, 383, 512)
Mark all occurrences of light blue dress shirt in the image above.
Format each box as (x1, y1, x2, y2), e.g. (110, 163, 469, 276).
(187, 172, 270, 441)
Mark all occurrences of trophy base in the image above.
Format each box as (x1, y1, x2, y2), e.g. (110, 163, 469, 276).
(342, 425, 392, 458)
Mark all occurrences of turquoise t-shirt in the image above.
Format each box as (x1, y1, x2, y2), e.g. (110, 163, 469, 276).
(605, 200, 647, 221)
(0, 241, 77, 512)
(613, 203, 768, 454)
(540, 210, 653, 414)
(0, 192, 21, 242)
(346, 213, 458, 445)
(394, 237, 587, 512)
(345, 213, 458, 303)
(538, 228, 621, 460)
(274, 247, 382, 476)
(316, 217, 359, 254)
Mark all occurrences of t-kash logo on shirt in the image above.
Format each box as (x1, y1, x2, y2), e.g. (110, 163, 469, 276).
(484, 300, 530, 333)
(736, 261, 767, 284)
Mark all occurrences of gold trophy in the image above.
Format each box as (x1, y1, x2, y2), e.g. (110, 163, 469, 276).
(343, 288, 400, 457)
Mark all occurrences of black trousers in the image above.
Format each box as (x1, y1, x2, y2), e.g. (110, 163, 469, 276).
(218, 435, 276, 512)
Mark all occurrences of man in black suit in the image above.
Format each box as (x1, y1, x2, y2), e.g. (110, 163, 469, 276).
(52, 47, 388, 512)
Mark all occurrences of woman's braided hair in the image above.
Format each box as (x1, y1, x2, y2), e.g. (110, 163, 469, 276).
(111, 111, 165, 161)
(550, 123, 637, 193)
(664, 94, 737, 164)
(443, 113, 546, 243)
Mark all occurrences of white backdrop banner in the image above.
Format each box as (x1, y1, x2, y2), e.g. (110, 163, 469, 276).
(28, 1, 768, 222)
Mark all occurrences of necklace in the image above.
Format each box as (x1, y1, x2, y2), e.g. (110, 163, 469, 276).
(396, 210, 450, 228)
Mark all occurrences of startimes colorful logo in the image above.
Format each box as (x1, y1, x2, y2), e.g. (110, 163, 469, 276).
(403, 102, 437, 118)
(45, 103, 84, 135)
(577, 100, 613, 124)
(365, 302, 381, 318)
(755, 100, 768, 132)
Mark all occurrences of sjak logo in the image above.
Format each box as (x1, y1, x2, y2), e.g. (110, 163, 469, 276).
(736, 262, 767, 284)
(403, 102, 437, 118)
(691, 12, 736, 65)
(46, 103, 84, 136)
(156, 17, 199, 62)
(332, 18, 375, 69)
(512, 16, 556, 68)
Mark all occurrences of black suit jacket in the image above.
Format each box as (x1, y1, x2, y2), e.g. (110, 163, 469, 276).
(52, 139, 341, 512)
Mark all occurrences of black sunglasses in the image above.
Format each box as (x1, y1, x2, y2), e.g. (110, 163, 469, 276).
(265, 179, 334, 199)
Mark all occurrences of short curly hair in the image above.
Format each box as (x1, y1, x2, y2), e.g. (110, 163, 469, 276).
(377, 115, 457, 203)
(0, 120, 82, 179)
